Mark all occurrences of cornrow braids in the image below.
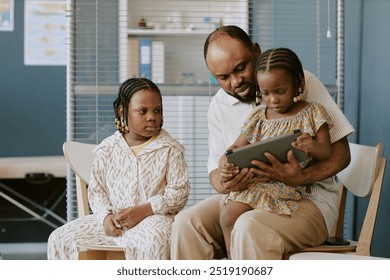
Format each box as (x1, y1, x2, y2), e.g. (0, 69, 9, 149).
(204, 25, 253, 61)
(256, 48, 305, 94)
(113, 77, 162, 134)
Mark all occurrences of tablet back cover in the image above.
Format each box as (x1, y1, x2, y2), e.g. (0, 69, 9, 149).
(226, 130, 308, 168)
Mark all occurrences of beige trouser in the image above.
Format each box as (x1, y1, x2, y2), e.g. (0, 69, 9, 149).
(171, 194, 328, 260)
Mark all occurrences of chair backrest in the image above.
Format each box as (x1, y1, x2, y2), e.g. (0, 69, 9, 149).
(337, 143, 384, 197)
(63, 141, 97, 217)
(335, 142, 386, 255)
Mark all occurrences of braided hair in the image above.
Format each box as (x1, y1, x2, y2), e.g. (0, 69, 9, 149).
(256, 48, 305, 97)
(113, 77, 162, 133)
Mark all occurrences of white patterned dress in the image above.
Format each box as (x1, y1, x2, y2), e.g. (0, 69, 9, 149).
(47, 129, 190, 260)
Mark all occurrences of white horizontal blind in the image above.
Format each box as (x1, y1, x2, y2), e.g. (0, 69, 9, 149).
(251, 0, 337, 88)
(123, 0, 249, 85)
(67, 0, 338, 220)
(162, 95, 212, 205)
(66, 0, 249, 220)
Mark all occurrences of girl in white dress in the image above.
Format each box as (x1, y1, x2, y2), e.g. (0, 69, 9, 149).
(48, 78, 190, 260)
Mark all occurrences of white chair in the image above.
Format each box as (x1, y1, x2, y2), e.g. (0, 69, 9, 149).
(289, 142, 386, 259)
(63, 141, 126, 260)
(290, 252, 387, 260)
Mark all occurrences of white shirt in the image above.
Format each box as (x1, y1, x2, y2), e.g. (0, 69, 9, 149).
(207, 70, 355, 173)
(207, 70, 355, 234)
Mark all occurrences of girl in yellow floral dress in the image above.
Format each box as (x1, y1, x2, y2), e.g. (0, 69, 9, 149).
(219, 48, 334, 259)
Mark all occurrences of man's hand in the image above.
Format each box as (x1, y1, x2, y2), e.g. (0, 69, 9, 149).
(250, 150, 303, 186)
(250, 137, 351, 186)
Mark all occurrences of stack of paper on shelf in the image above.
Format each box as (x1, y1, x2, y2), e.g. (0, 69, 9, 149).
(139, 38, 152, 79)
(128, 38, 139, 78)
(128, 38, 165, 83)
(151, 41, 165, 83)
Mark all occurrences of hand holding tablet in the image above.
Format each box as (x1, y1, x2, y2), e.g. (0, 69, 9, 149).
(225, 129, 308, 169)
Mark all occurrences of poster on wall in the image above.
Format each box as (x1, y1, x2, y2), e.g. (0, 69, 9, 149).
(0, 0, 13, 31)
(24, 0, 66, 66)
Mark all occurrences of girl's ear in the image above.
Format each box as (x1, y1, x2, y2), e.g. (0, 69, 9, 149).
(297, 82, 308, 101)
(160, 116, 164, 129)
(299, 83, 307, 94)
(253, 42, 261, 59)
(118, 105, 124, 118)
(298, 73, 306, 91)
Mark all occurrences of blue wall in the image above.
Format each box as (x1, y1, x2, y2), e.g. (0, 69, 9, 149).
(345, 0, 390, 258)
(0, 0, 66, 157)
(252, 0, 390, 257)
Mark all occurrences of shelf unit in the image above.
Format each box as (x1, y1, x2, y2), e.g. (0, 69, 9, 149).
(128, 29, 210, 36)
(120, 0, 249, 86)
(124, 29, 210, 86)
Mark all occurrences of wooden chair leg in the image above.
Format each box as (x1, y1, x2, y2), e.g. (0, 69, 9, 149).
(77, 244, 126, 260)
(78, 249, 126, 260)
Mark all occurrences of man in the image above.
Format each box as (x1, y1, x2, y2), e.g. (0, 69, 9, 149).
(171, 25, 354, 259)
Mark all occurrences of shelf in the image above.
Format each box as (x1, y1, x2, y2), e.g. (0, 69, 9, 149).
(128, 28, 210, 36)
(73, 84, 220, 96)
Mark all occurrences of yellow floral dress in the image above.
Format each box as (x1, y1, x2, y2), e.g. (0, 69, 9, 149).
(227, 102, 333, 215)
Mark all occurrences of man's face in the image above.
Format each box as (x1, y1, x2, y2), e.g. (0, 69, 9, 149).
(206, 36, 257, 103)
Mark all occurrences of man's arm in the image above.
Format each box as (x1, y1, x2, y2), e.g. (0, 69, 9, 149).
(251, 137, 350, 186)
(299, 137, 350, 184)
(207, 96, 255, 194)
(209, 169, 227, 194)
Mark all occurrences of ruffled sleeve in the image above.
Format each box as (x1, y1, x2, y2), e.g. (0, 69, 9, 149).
(306, 103, 334, 136)
(241, 106, 266, 143)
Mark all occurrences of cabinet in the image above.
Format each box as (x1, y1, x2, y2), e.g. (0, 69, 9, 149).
(121, 0, 249, 87)
(126, 28, 209, 86)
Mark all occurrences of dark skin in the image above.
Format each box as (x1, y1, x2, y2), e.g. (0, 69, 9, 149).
(206, 34, 351, 194)
(103, 89, 161, 237)
(220, 69, 333, 184)
(103, 204, 154, 237)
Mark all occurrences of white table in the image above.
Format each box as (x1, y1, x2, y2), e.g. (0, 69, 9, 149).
(0, 156, 67, 229)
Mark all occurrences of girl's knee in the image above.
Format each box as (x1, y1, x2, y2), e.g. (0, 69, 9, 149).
(220, 204, 237, 231)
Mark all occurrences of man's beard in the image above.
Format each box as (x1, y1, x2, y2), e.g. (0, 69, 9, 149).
(227, 89, 256, 104)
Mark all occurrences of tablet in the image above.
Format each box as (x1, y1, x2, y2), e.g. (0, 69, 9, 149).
(225, 129, 308, 168)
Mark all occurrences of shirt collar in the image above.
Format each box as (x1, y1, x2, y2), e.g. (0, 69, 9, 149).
(226, 91, 242, 106)
(225, 90, 258, 109)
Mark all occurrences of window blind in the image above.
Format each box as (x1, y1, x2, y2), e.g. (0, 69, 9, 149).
(251, 0, 337, 89)
(66, 0, 338, 221)
(66, 0, 249, 220)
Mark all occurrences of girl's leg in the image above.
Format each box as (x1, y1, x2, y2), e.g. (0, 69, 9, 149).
(47, 215, 110, 260)
(119, 214, 173, 260)
(220, 200, 252, 259)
